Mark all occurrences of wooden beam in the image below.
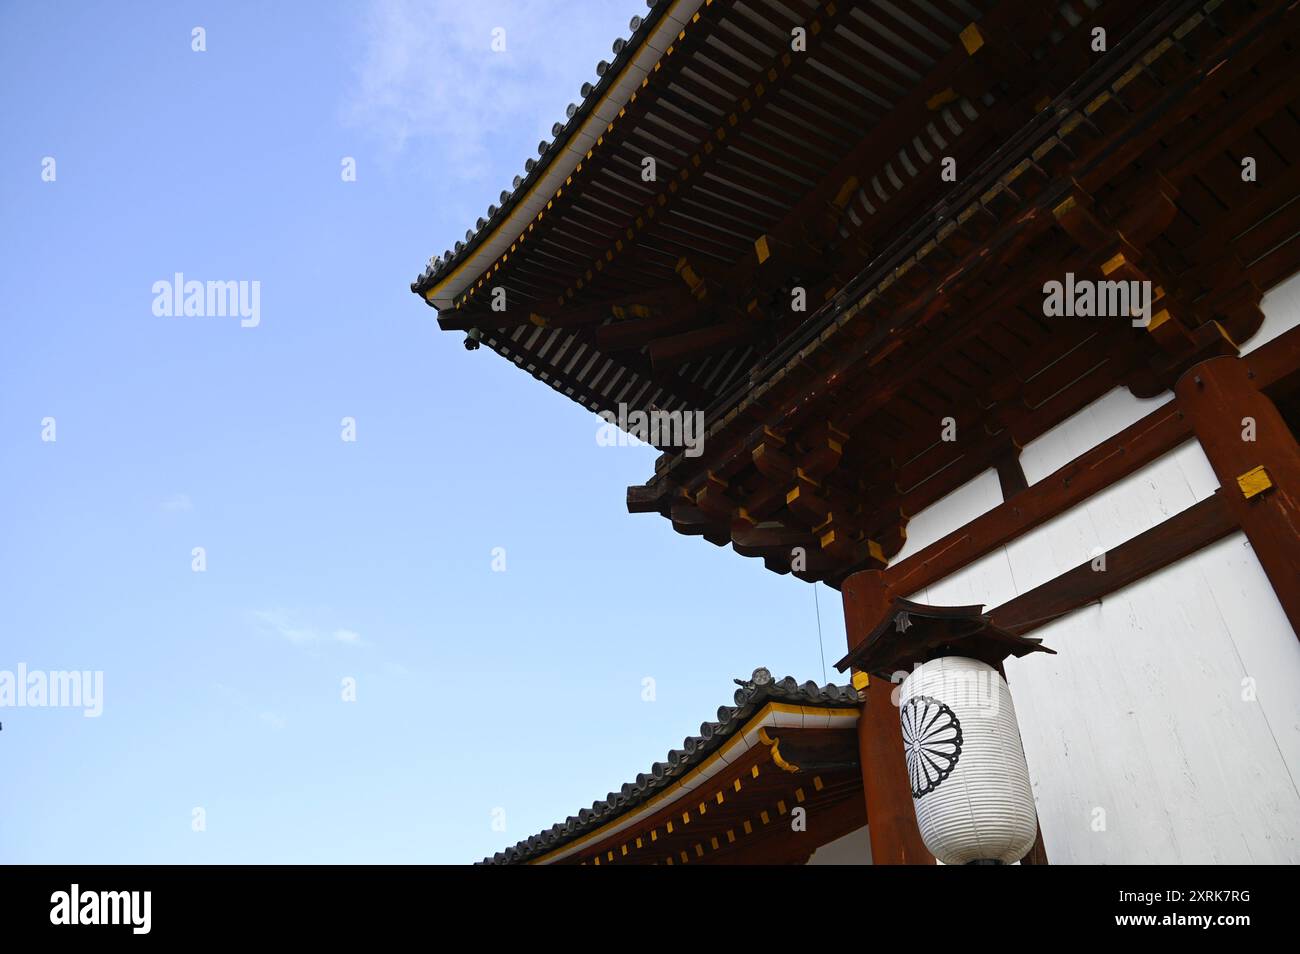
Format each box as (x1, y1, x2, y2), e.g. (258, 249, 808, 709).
(886, 401, 1192, 598)
(648, 320, 761, 372)
(990, 492, 1238, 634)
(994, 447, 1029, 500)
(595, 310, 699, 353)
(841, 570, 934, 865)
(1175, 355, 1300, 637)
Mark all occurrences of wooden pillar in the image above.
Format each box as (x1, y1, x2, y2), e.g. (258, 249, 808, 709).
(842, 569, 934, 865)
(1175, 355, 1300, 636)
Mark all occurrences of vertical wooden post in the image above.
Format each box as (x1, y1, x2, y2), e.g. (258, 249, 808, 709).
(1175, 355, 1300, 637)
(842, 569, 934, 865)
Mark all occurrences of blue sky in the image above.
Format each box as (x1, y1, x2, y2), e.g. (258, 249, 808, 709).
(0, 1, 843, 863)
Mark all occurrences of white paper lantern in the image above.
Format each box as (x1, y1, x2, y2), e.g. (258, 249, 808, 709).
(898, 655, 1038, 865)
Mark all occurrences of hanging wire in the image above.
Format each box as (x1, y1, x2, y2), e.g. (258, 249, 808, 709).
(814, 583, 827, 683)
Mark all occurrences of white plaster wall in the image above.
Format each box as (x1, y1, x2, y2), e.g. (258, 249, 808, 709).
(807, 824, 872, 864)
(1020, 386, 1172, 485)
(893, 467, 1003, 563)
(1243, 268, 1300, 356)
(899, 385, 1300, 863)
(907, 434, 1218, 610)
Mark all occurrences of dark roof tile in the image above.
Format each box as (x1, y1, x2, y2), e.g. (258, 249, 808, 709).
(478, 667, 858, 864)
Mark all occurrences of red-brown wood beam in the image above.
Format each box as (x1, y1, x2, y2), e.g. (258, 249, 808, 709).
(1174, 355, 1300, 636)
(648, 320, 762, 372)
(886, 401, 1193, 598)
(841, 570, 934, 865)
(990, 491, 1238, 634)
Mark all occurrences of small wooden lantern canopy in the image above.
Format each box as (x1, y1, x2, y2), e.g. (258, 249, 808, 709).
(834, 598, 1056, 680)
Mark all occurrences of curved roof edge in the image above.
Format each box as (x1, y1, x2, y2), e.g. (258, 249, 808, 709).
(412, 0, 705, 309)
(480, 667, 859, 865)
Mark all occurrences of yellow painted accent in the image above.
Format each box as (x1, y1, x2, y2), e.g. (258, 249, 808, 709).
(759, 727, 801, 773)
(1101, 252, 1128, 275)
(795, 788, 805, 803)
(727, 829, 736, 844)
(743, 820, 753, 835)
(710, 837, 719, 850)
(529, 313, 548, 328)
(716, 791, 725, 805)
(607, 850, 614, 861)
(695, 843, 704, 858)
(833, 176, 859, 209)
(682, 811, 690, 825)
(1237, 466, 1273, 499)
(786, 486, 801, 505)
(960, 23, 984, 55)
(852, 671, 870, 691)
(813, 776, 824, 792)
(621, 844, 628, 856)
(1148, 308, 1173, 331)
(1210, 318, 1239, 350)
(760, 811, 770, 825)
(680, 850, 688, 864)
(523, 702, 856, 864)
(867, 539, 886, 563)
(734, 778, 742, 793)
(926, 87, 958, 110)
(777, 800, 787, 815)
(651, 829, 658, 842)
(636, 837, 642, 849)
(1053, 195, 1078, 220)
(755, 234, 771, 264)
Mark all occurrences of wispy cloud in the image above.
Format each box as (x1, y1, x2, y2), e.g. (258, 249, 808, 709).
(214, 682, 288, 732)
(341, 0, 630, 178)
(252, 610, 370, 649)
(332, 628, 366, 646)
(258, 711, 288, 731)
